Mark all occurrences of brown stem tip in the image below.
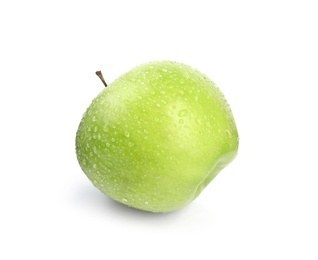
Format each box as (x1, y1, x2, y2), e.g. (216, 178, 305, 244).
(96, 71, 108, 87)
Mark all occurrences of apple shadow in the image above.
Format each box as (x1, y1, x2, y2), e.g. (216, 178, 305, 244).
(74, 183, 190, 223)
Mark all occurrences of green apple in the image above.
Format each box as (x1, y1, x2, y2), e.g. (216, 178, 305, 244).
(76, 60, 239, 213)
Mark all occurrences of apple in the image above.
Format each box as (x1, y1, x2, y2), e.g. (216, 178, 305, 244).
(76, 60, 239, 212)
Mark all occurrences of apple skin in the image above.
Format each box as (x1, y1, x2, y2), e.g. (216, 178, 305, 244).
(76, 61, 239, 212)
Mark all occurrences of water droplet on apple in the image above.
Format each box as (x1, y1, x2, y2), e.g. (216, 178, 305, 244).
(122, 198, 128, 203)
(93, 164, 97, 169)
(178, 109, 188, 117)
(124, 131, 130, 137)
(128, 142, 134, 147)
(179, 119, 184, 124)
(195, 118, 202, 126)
(106, 143, 110, 147)
(111, 138, 116, 142)
(225, 130, 232, 138)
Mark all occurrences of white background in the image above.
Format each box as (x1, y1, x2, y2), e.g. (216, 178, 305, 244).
(1, 0, 317, 259)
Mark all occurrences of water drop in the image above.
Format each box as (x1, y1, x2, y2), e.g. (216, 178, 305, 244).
(122, 198, 128, 203)
(178, 109, 188, 117)
(196, 118, 202, 126)
(124, 131, 130, 137)
(225, 130, 232, 138)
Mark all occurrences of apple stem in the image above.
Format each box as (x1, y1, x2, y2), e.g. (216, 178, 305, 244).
(95, 71, 108, 87)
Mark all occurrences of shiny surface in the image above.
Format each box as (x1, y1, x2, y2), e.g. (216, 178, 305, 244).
(76, 61, 239, 212)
